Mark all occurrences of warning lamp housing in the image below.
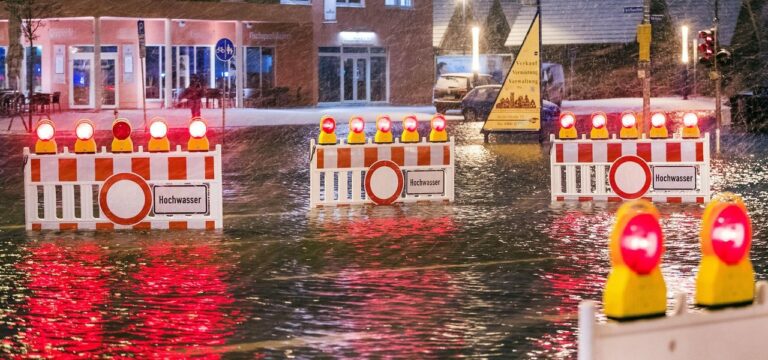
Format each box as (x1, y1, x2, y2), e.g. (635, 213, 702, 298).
(603, 200, 667, 320)
(401, 115, 420, 143)
(558, 112, 577, 140)
(682, 112, 701, 139)
(374, 115, 394, 144)
(34, 119, 57, 155)
(74, 119, 96, 154)
(347, 116, 366, 145)
(318, 115, 337, 145)
(619, 111, 639, 139)
(696, 192, 755, 308)
(429, 114, 448, 142)
(187, 117, 210, 152)
(589, 112, 609, 140)
(649, 112, 669, 139)
(148, 117, 171, 152)
(110, 118, 134, 153)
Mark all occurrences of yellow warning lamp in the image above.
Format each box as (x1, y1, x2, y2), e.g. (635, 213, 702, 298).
(682, 112, 701, 139)
(374, 115, 394, 144)
(603, 200, 667, 320)
(649, 112, 669, 139)
(619, 111, 639, 139)
(187, 117, 209, 152)
(347, 116, 366, 145)
(429, 114, 448, 142)
(401, 115, 420, 143)
(110, 118, 134, 153)
(34, 119, 57, 155)
(74, 119, 96, 154)
(695, 192, 755, 308)
(318, 115, 337, 145)
(590, 112, 609, 140)
(148, 117, 170, 152)
(558, 112, 577, 139)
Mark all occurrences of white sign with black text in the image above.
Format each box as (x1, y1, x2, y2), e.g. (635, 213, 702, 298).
(405, 170, 445, 195)
(652, 166, 697, 190)
(153, 185, 209, 215)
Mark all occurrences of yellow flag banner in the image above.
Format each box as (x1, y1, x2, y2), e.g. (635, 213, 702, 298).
(483, 13, 541, 132)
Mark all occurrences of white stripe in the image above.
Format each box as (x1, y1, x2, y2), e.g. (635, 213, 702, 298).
(404, 146, 418, 166)
(150, 156, 168, 180)
(621, 142, 637, 156)
(76, 157, 94, 182)
(651, 141, 667, 163)
(40, 157, 58, 182)
(350, 147, 364, 168)
(113, 157, 131, 174)
(187, 219, 206, 229)
(377, 146, 391, 162)
(323, 148, 338, 169)
(563, 143, 578, 163)
(151, 221, 170, 230)
(681, 141, 697, 162)
(187, 155, 206, 180)
(430, 145, 443, 165)
(592, 142, 607, 163)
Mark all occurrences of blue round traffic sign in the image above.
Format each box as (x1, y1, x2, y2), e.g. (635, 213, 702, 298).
(215, 38, 235, 62)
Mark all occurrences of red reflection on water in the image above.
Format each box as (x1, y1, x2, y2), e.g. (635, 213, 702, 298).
(15, 242, 109, 358)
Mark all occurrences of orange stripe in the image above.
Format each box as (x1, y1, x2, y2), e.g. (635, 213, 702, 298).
(95, 158, 113, 181)
(391, 147, 404, 166)
(31, 223, 41, 230)
(417, 146, 431, 166)
(168, 157, 187, 180)
(337, 148, 351, 168)
(58, 159, 77, 181)
(555, 196, 564, 201)
(364, 148, 377, 167)
(59, 223, 78, 231)
(205, 156, 215, 180)
(578, 197, 592, 202)
(696, 197, 704, 204)
(96, 223, 115, 230)
(169, 221, 188, 230)
(31, 159, 40, 182)
(316, 148, 325, 169)
(667, 197, 682, 203)
(133, 222, 151, 230)
(131, 157, 150, 180)
(205, 221, 215, 230)
(608, 197, 623, 202)
(443, 145, 450, 165)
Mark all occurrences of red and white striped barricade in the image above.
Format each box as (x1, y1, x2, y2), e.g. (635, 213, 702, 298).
(550, 134, 711, 203)
(309, 138, 455, 207)
(23, 145, 223, 230)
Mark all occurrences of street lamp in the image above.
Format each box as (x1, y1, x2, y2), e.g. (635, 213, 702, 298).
(471, 25, 480, 82)
(681, 25, 690, 100)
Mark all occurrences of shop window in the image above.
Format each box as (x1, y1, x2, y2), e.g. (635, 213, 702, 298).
(337, 0, 363, 7)
(385, 0, 412, 7)
(172, 46, 212, 90)
(243, 47, 276, 100)
(0, 47, 6, 89)
(370, 56, 387, 102)
(23, 46, 42, 93)
(145, 46, 165, 100)
(318, 56, 340, 103)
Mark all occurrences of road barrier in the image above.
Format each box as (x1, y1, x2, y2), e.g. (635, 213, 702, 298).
(550, 133, 711, 203)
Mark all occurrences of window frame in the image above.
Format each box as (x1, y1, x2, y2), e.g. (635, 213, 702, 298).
(385, 0, 412, 8)
(336, 0, 364, 8)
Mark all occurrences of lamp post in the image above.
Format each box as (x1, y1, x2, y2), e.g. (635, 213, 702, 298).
(471, 25, 480, 83)
(681, 25, 689, 100)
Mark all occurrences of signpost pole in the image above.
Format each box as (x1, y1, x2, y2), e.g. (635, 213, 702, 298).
(714, 0, 722, 154)
(223, 59, 228, 133)
(138, 20, 147, 130)
(215, 38, 234, 140)
(641, 0, 651, 137)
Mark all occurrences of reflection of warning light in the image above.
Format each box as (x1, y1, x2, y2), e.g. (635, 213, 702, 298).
(619, 111, 639, 139)
(589, 112, 608, 140)
(187, 117, 209, 152)
(603, 200, 667, 320)
(429, 114, 448, 142)
(649, 112, 669, 139)
(401, 115, 420, 143)
(347, 116, 366, 145)
(74, 119, 96, 154)
(696, 192, 755, 308)
(682, 112, 701, 139)
(148, 117, 170, 152)
(374, 115, 394, 144)
(558, 112, 577, 139)
(35, 119, 57, 154)
(318, 115, 337, 145)
(111, 118, 134, 153)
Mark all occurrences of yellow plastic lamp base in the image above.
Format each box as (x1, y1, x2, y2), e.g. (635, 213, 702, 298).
(559, 127, 577, 140)
(401, 131, 420, 143)
(74, 139, 96, 154)
(35, 140, 57, 155)
(604, 266, 667, 320)
(620, 127, 639, 139)
(590, 127, 609, 140)
(429, 130, 448, 143)
(111, 138, 134, 153)
(695, 257, 755, 307)
(650, 127, 669, 139)
(374, 132, 393, 144)
(148, 137, 170, 152)
(318, 133, 336, 146)
(682, 127, 701, 139)
(347, 132, 366, 145)
(188, 137, 210, 152)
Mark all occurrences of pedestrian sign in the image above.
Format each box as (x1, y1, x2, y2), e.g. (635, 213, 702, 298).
(215, 38, 235, 62)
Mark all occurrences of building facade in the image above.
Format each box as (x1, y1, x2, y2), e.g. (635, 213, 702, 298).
(0, 0, 434, 110)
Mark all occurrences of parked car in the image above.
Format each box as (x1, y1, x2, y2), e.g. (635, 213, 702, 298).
(460, 85, 560, 124)
(542, 63, 565, 106)
(433, 73, 499, 114)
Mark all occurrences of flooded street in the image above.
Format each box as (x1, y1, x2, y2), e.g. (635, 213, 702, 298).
(0, 121, 766, 358)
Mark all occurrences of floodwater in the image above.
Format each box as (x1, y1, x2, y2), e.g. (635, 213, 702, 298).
(0, 121, 766, 358)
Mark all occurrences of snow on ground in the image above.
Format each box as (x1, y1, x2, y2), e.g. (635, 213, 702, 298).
(562, 96, 725, 115)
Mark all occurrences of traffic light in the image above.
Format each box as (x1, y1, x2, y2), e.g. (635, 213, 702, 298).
(698, 29, 715, 65)
(716, 48, 732, 67)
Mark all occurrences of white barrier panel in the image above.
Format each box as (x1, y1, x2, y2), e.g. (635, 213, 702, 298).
(23, 145, 223, 230)
(550, 134, 711, 203)
(579, 281, 768, 360)
(309, 138, 455, 207)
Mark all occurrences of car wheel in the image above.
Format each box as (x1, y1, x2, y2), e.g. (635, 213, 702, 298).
(463, 108, 477, 122)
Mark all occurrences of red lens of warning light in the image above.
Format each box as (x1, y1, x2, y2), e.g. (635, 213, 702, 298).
(377, 117, 392, 133)
(150, 120, 168, 139)
(651, 113, 666, 128)
(560, 113, 575, 129)
(112, 121, 131, 140)
(621, 113, 637, 128)
(75, 121, 94, 140)
(619, 213, 663, 275)
(710, 205, 751, 265)
(404, 116, 418, 132)
(321, 118, 336, 134)
(683, 113, 698, 128)
(36, 122, 55, 141)
(189, 120, 207, 138)
(591, 113, 606, 129)
(432, 116, 446, 131)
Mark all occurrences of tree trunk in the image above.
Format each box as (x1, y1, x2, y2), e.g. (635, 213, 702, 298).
(7, 5, 22, 91)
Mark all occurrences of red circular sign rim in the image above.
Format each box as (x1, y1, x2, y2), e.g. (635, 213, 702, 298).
(364, 160, 404, 205)
(609, 155, 652, 200)
(99, 172, 152, 225)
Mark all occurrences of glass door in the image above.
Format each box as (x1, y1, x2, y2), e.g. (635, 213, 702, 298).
(70, 53, 94, 108)
(342, 55, 369, 102)
(100, 52, 119, 108)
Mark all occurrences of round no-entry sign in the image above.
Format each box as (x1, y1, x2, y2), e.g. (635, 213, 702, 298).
(609, 155, 652, 200)
(99, 173, 152, 225)
(365, 160, 404, 205)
